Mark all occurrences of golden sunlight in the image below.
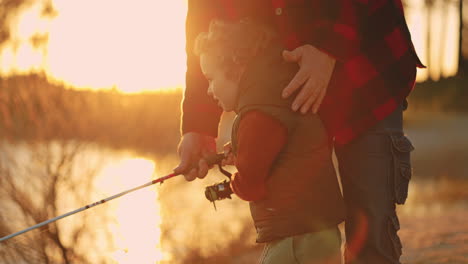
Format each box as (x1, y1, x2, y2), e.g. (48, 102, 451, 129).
(1, 0, 188, 93)
(0, 0, 461, 88)
(405, 0, 459, 81)
(97, 156, 170, 264)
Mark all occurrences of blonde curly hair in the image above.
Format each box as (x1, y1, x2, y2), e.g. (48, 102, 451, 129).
(194, 18, 277, 81)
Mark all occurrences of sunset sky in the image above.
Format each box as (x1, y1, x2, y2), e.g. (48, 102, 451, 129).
(0, 0, 461, 93)
(1, 0, 187, 93)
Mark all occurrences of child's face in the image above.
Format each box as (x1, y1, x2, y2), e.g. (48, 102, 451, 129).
(200, 54, 240, 112)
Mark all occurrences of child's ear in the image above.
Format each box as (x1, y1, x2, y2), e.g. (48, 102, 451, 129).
(225, 66, 243, 83)
(220, 55, 246, 82)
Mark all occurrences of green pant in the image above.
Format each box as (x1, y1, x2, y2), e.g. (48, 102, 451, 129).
(258, 226, 342, 264)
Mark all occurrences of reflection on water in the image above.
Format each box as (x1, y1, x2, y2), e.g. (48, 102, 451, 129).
(93, 151, 254, 263)
(95, 156, 169, 263)
(0, 141, 252, 263)
(0, 142, 172, 263)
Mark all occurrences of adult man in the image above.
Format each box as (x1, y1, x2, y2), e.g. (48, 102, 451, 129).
(174, 1, 424, 263)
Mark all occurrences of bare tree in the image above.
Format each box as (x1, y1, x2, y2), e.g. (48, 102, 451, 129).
(440, 0, 449, 77)
(426, 0, 436, 79)
(0, 141, 113, 264)
(459, 0, 468, 74)
(0, 0, 56, 47)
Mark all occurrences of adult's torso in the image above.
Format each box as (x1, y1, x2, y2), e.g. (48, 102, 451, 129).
(193, 0, 423, 144)
(209, 0, 325, 49)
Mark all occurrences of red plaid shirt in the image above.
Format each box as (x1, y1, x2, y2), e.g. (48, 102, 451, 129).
(182, 0, 425, 144)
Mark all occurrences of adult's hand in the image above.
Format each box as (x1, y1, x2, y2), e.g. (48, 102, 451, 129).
(174, 132, 216, 181)
(282, 44, 336, 114)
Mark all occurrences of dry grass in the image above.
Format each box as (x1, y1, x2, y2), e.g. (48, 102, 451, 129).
(399, 208, 468, 264)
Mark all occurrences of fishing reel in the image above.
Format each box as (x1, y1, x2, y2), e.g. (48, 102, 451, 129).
(200, 154, 233, 210)
(205, 180, 232, 204)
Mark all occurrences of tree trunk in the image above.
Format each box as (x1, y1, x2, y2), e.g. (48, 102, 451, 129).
(459, 0, 467, 75)
(440, 0, 448, 78)
(426, 0, 434, 80)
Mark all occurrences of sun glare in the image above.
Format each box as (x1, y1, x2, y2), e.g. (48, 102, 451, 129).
(97, 156, 170, 263)
(1, 0, 188, 93)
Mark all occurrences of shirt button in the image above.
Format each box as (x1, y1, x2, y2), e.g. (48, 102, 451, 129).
(275, 7, 283, 15)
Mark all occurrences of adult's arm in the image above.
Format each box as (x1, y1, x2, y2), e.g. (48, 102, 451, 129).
(182, 0, 223, 137)
(174, 1, 223, 180)
(230, 110, 288, 202)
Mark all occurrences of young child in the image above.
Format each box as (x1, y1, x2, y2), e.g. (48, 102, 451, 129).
(194, 19, 345, 264)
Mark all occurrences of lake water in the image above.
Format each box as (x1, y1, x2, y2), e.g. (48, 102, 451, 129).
(0, 142, 169, 263)
(0, 141, 252, 263)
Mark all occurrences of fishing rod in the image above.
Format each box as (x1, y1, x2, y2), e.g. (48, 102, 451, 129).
(0, 153, 229, 243)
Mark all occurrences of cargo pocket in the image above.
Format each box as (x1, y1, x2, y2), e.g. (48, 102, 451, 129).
(390, 134, 414, 204)
(387, 215, 403, 259)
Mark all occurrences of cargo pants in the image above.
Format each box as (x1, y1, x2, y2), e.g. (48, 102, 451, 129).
(335, 102, 414, 264)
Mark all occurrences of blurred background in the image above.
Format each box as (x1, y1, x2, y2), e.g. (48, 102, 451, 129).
(0, 0, 467, 263)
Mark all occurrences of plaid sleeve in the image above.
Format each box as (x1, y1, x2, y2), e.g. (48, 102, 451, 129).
(182, 0, 223, 137)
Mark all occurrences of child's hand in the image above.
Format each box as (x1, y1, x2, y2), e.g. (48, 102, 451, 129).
(222, 142, 236, 166)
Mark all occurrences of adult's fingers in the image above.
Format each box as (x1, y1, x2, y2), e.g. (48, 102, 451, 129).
(174, 148, 192, 174)
(282, 48, 308, 99)
(282, 49, 301, 62)
(311, 85, 327, 114)
(184, 168, 198, 181)
(291, 76, 317, 111)
(197, 159, 209, 179)
(298, 80, 321, 114)
(300, 92, 317, 114)
(282, 68, 310, 99)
